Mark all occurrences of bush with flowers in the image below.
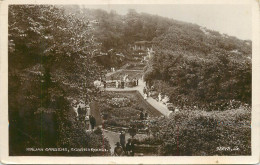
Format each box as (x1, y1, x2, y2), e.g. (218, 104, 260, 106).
(107, 97, 131, 108)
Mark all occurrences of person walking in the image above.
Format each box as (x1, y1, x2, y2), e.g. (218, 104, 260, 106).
(131, 140, 135, 156)
(77, 106, 85, 121)
(144, 93, 147, 100)
(119, 131, 126, 151)
(103, 81, 106, 89)
(116, 80, 119, 88)
(118, 80, 121, 88)
(148, 91, 151, 97)
(140, 110, 144, 120)
(89, 115, 96, 130)
(158, 93, 162, 102)
(144, 111, 148, 120)
(143, 87, 146, 95)
(114, 142, 124, 156)
(126, 138, 135, 156)
(122, 81, 125, 89)
(77, 106, 82, 116)
(125, 139, 132, 156)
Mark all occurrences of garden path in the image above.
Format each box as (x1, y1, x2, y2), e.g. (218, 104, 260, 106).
(89, 101, 102, 126)
(103, 130, 149, 154)
(100, 69, 171, 154)
(103, 130, 130, 154)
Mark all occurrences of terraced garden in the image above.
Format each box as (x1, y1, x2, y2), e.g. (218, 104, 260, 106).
(97, 91, 162, 131)
(106, 70, 143, 81)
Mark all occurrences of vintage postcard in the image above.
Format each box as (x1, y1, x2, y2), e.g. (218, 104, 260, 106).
(0, 0, 259, 164)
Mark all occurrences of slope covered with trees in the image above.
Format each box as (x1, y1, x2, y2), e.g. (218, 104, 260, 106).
(9, 5, 109, 156)
(144, 23, 251, 110)
(71, 7, 251, 109)
(72, 8, 251, 155)
(9, 5, 251, 156)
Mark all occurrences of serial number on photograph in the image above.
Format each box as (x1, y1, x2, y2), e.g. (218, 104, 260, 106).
(216, 146, 240, 151)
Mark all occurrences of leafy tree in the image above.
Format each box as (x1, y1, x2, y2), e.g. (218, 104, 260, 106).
(9, 5, 108, 155)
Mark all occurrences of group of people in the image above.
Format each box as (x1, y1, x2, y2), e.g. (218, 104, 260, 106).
(115, 77, 139, 89)
(115, 80, 125, 89)
(143, 87, 151, 100)
(143, 86, 170, 105)
(114, 131, 135, 156)
(77, 106, 96, 130)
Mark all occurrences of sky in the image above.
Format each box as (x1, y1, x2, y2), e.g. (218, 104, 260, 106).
(83, 4, 252, 40)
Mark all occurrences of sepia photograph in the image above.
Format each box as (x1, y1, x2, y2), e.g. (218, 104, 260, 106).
(1, 0, 259, 164)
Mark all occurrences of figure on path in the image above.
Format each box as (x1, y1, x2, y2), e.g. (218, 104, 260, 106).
(122, 80, 125, 89)
(131, 140, 135, 156)
(89, 115, 96, 130)
(144, 93, 147, 100)
(133, 78, 137, 86)
(77, 106, 82, 116)
(140, 110, 144, 120)
(85, 115, 90, 130)
(144, 111, 148, 120)
(125, 139, 132, 156)
(78, 106, 86, 121)
(143, 87, 147, 95)
(103, 81, 106, 88)
(116, 80, 119, 88)
(119, 131, 126, 151)
(114, 142, 124, 156)
(126, 139, 135, 156)
(136, 79, 139, 86)
(158, 93, 162, 102)
(129, 126, 137, 138)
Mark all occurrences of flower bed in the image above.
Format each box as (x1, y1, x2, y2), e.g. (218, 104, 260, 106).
(107, 97, 131, 108)
(98, 91, 158, 129)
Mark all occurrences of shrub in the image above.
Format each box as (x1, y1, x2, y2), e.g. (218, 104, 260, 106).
(150, 108, 251, 156)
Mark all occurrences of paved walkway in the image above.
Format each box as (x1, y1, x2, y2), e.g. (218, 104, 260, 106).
(105, 79, 171, 117)
(89, 101, 102, 126)
(103, 130, 149, 154)
(103, 130, 131, 154)
(91, 71, 171, 154)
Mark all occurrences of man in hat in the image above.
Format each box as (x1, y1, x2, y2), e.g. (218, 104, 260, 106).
(119, 131, 126, 151)
(125, 139, 132, 156)
(125, 138, 135, 156)
(114, 142, 124, 156)
(140, 110, 144, 120)
(89, 115, 96, 130)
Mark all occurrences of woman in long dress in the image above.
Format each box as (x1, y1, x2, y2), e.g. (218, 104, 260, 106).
(144, 93, 147, 100)
(116, 80, 119, 88)
(158, 93, 162, 102)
